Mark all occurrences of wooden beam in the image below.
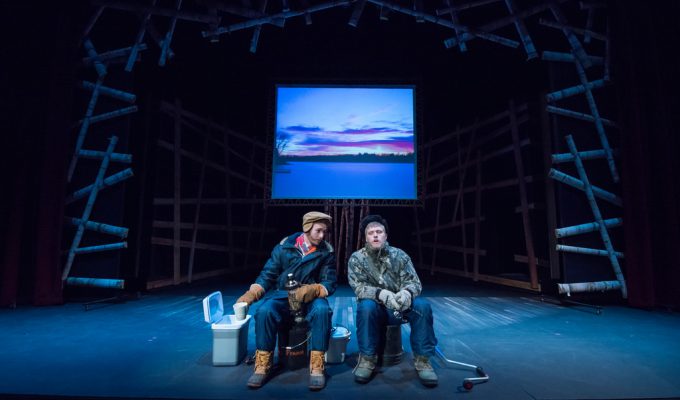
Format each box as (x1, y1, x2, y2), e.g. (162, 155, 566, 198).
(146, 267, 252, 290)
(428, 136, 530, 183)
(152, 220, 274, 232)
(160, 100, 267, 149)
(417, 264, 541, 292)
(411, 216, 486, 235)
(173, 99, 181, 285)
(153, 197, 264, 205)
(156, 139, 266, 189)
(187, 125, 210, 283)
(423, 176, 535, 199)
(509, 100, 538, 289)
(92, 0, 220, 24)
(513, 255, 550, 268)
(417, 242, 487, 256)
(422, 103, 528, 149)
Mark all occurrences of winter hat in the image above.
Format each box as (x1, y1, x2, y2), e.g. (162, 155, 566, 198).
(359, 214, 389, 236)
(302, 211, 332, 232)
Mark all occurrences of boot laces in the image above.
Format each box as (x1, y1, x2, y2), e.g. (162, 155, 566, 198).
(310, 351, 325, 374)
(254, 350, 272, 374)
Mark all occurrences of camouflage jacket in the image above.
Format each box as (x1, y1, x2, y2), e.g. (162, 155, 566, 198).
(348, 242, 422, 300)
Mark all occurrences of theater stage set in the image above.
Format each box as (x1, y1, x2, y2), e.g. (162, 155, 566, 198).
(1, 1, 679, 400)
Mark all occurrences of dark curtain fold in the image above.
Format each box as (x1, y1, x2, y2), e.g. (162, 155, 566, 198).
(0, 3, 80, 306)
(613, 2, 680, 308)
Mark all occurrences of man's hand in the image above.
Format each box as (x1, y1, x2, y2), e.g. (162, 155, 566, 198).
(378, 289, 401, 311)
(236, 283, 265, 306)
(394, 289, 412, 312)
(294, 284, 328, 303)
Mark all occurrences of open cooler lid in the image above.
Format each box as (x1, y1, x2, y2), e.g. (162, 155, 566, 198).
(212, 314, 251, 331)
(202, 291, 224, 324)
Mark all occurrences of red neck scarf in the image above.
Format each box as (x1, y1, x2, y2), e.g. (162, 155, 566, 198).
(295, 234, 317, 256)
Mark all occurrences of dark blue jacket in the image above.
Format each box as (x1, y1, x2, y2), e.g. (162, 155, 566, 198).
(255, 233, 337, 299)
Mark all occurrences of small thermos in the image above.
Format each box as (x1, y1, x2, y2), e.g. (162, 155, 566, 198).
(284, 273, 304, 324)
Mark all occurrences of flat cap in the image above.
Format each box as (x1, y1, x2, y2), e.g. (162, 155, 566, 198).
(302, 211, 332, 232)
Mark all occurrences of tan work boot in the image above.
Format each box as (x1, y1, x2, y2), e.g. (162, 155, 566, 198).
(309, 350, 326, 390)
(414, 355, 438, 387)
(353, 353, 378, 383)
(247, 350, 273, 388)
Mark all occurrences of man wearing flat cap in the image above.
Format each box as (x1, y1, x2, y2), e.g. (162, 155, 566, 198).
(235, 211, 336, 390)
(348, 214, 438, 387)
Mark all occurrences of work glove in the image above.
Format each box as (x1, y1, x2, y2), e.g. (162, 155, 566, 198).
(377, 289, 401, 311)
(394, 289, 412, 312)
(293, 284, 328, 303)
(236, 283, 265, 305)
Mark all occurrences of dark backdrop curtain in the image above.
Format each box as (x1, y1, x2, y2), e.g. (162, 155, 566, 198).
(612, 2, 680, 308)
(0, 3, 81, 306)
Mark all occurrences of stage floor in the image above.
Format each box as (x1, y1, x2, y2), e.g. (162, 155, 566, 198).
(1, 280, 679, 400)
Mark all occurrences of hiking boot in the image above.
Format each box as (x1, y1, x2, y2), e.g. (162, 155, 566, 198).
(247, 350, 273, 388)
(353, 353, 378, 383)
(309, 350, 326, 390)
(414, 355, 438, 387)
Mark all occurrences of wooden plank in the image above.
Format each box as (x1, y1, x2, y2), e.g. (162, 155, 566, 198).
(160, 100, 266, 149)
(514, 202, 540, 213)
(63, 136, 118, 280)
(92, 0, 221, 24)
(514, 254, 550, 268)
(474, 152, 482, 281)
(443, 0, 568, 49)
(411, 216, 486, 235)
(157, 139, 266, 189)
(173, 99, 182, 285)
(151, 237, 269, 255)
(176, 116, 266, 174)
(430, 176, 444, 275)
(565, 135, 627, 297)
(257, 206, 269, 273)
(509, 100, 538, 290)
(146, 267, 252, 290)
(423, 175, 535, 199)
(542, 93, 561, 280)
(413, 207, 424, 268)
(68, 77, 104, 182)
(152, 220, 275, 232)
(422, 103, 528, 149)
(442, 0, 468, 52)
(416, 264, 541, 292)
(417, 242, 487, 256)
(448, 119, 479, 231)
(572, 57, 619, 182)
(223, 131, 235, 269)
(457, 134, 469, 274)
(366, 0, 521, 49)
(427, 135, 530, 183)
(243, 138, 260, 269)
(187, 124, 211, 283)
(505, 0, 538, 59)
(153, 197, 264, 205)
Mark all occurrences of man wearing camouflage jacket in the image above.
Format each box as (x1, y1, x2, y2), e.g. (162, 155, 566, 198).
(348, 214, 438, 387)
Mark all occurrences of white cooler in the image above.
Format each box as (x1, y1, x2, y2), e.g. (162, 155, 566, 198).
(202, 291, 251, 366)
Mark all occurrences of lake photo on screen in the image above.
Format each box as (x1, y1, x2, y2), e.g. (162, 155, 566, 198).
(273, 161, 415, 199)
(272, 86, 417, 199)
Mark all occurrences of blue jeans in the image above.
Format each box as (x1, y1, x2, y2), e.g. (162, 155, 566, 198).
(254, 294, 332, 352)
(356, 297, 437, 357)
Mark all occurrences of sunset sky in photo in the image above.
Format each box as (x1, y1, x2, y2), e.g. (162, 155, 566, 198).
(275, 86, 415, 157)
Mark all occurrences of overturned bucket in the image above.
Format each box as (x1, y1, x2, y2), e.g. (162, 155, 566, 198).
(325, 326, 351, 364)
